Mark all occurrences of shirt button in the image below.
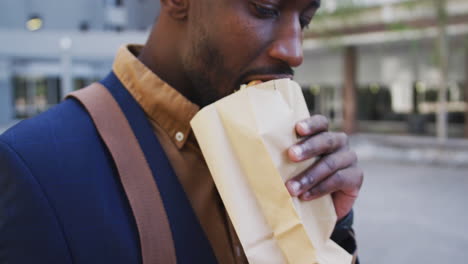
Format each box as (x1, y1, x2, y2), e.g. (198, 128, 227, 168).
(175, 131, 184, 142)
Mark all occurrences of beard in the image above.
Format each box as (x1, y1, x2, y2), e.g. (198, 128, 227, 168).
(181, 24, 237, 107)
(180, 20, 295, 107)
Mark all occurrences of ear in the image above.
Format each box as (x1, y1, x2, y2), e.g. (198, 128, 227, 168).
(160, 0, 189, 20)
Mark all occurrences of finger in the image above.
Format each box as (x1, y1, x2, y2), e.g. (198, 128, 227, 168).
(286, 150, 358, 196)
(296, 115, 329, 137)
(300, 167, 364, 201)
(333, 191, 359, 221)
(288, 132, 348, 162)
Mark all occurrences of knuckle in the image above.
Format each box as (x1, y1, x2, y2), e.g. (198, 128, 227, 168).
(333, 170, 345, 186)
(349, 151, 358, 164)
(316, 183, 328, 195)
(301, 139, 315, 155)
(318, 115, 329, 129)
(349, 168, 364, 190)
(323, 156, 337, 172)
(357, 168, 364, 186)
(323, 132, 335, 148)
(339, 132, 349, 145)
(300, 172, 314, 187)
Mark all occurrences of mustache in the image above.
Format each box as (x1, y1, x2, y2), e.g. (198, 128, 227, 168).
(235, 64, 295, 87)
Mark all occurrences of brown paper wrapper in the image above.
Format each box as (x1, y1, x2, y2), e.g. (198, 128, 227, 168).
(191, 79, 352, 264)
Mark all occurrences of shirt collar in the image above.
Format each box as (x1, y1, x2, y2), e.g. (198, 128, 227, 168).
(112, 45, 200, 149)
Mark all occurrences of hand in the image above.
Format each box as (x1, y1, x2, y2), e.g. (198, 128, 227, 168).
(285, 115, 364, 221)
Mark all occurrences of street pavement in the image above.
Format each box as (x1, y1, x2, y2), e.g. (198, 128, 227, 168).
(355, 160, 468, 263)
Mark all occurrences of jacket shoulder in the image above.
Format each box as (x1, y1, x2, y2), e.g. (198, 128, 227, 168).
(0, 105, 78, 263)
(0, 97, 142, 263)
(0, 98, 96, 151)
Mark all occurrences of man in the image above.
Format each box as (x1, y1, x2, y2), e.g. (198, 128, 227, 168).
(0, 0, 363, 263)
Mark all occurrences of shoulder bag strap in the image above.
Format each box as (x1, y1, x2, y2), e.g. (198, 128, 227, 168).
(67, 83, 177, 264)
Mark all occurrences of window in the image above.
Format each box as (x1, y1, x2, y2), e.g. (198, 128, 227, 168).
(12, 76, 60, 119)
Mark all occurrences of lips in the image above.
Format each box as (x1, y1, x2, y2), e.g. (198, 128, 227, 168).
(241, 74, 293, 86)
(246, 80, 263, 86)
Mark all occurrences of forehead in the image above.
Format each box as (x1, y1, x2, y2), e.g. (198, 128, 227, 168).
(289, 0, 321, 9)
(193, 0, 320, 22)
(207, 0, 321, 9)
(263, 0, 321, 8)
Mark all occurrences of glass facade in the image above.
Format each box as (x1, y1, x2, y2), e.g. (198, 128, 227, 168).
(12, 76, 60, 118)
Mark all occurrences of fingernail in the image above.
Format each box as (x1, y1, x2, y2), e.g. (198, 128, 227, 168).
(302, 190, 318, 200)
(302, 191, 312, 199)
(291, 146, 303, 159)
(298, 122, 309, 134)
(287, 181, 301, 196)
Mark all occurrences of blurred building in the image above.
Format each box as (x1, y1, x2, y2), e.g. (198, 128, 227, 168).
(0, 0, 158, 125)
(297, 0, 468, 137)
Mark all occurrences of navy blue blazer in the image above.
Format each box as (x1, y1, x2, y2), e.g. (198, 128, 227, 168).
(0, 72, 218, 264)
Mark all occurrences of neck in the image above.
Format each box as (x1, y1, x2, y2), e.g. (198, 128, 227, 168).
(138, 17, 195, 103)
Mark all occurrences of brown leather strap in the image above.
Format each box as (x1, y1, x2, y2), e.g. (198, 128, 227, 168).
(67, 83, 177, 264)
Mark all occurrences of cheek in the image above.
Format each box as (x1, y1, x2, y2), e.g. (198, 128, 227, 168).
(213, 14, 273, 72)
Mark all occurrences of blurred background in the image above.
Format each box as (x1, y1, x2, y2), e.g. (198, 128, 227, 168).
(0, 0, 467, 263)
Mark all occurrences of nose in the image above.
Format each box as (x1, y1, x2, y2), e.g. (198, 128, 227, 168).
(267, 19, 304, 68)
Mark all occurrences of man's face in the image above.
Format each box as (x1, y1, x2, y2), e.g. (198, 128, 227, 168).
(181, 0, 320, 106)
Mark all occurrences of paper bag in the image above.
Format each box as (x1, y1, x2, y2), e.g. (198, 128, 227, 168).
(190, 79, 352, 264)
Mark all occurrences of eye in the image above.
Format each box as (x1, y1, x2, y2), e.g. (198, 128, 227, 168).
(251, 2, 280, 18)
(300, 16, 312, 29)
